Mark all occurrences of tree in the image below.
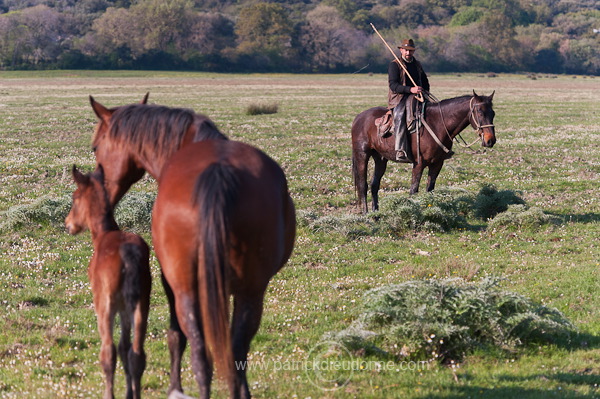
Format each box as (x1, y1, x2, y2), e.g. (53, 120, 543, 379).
(0, 5, 72, 67)
(299, 5, 368, 72)
(234, 2, 294, 70)
(82, 0, 195, 61)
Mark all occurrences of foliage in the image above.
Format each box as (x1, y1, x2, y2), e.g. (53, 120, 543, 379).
(245, 102, 279, 116)
(472, 184, 526, 220)
(0, 191, 154, 233)
(0, 0, 598, 73)
(327, 278, 576, 362)
(299, 190, 472, 238)
(299, 187, 539, 238)
(488, 204, 561, 231)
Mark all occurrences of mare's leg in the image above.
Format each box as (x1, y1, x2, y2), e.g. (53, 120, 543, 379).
(96, 300, 117, 399)
(231, 293, 265, 399)
(370, 154, 388, 211)
(175, 295, 213, 399)
(426, 161, 444, 192)
(409, 162, 426, 195)
(352, 149, 369, 214)
(129, 288, 150, 399)
(162, 274, 187, 395)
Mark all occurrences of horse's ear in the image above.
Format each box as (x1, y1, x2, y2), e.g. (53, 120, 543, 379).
(141, 92, 149, 104)
(472, 89, 478, 98)
(89, 95, 113, 122)
(72, 164, 89, 186)
(489, 90, 495, 101)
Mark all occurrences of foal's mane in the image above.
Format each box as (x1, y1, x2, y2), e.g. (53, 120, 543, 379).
(97, 103, 227, 158)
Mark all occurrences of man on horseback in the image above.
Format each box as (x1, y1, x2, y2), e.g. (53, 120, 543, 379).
(388, 38, 430, 163)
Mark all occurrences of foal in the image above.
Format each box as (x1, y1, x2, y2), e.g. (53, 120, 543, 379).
(65, 165, 151, 399)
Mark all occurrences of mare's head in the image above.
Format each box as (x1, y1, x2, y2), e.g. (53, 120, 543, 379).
(65, 164, 112, 235)
(89, 94, 149, 206)
(469, 91, 496, 148)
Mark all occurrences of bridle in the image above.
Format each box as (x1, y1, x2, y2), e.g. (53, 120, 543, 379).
(469, 97, 495, 142)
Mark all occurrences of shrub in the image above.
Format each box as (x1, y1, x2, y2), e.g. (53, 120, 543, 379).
(488, 204, 560, 231)
(0, 191, 155, 233)
(245, 102, 279, 115)
(326, 278, 575, 362)
(0, 195, 71, 231)
(113, 191, 155, 233)
(473, 184, 525, 219)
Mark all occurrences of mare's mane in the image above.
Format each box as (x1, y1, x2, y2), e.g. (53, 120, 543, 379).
(95, 103, 227, 158)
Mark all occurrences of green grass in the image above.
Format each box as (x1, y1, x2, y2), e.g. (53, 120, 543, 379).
(0, 71, 599, 398)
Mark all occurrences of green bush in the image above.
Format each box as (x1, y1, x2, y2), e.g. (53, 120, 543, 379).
(488, 204, 560, 231)
(245, 102, 279, 115)
(0, 195, 71, 231)
(327, 278, 575, 362)
(473, 184, 525, 219)
(0, 191, 155, 233)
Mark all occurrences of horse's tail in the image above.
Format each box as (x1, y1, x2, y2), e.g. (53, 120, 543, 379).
(120, 240, 145, 313)
(193, 162, 239, 387)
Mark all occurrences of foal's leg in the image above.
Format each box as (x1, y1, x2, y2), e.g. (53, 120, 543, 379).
(96, 300, 117, 399)
(425, 161, 444, 192)
(129, 297, 150, 399)
(370, 154, 388, 211)
(231, 293, 265, 399)
(162, 274, 187, 395)
(352, 149, 369, 214)
(118, 312, 133, 399)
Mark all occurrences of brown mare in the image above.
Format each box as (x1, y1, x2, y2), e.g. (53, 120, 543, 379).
(65, 165, 151, 399)
(352, 91, 496, 213)
(89, 97, 296, 399)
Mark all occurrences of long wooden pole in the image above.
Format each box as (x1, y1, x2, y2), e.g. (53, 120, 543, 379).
(370, 23, 424, 102)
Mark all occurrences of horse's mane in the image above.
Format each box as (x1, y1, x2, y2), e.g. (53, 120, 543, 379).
(99, 103, 227, 158)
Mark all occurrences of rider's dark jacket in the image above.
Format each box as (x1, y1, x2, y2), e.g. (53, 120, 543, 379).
(388, 57, 429, 109)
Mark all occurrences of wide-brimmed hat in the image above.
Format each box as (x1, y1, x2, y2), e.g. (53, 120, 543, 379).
(398, 39, 416, 50)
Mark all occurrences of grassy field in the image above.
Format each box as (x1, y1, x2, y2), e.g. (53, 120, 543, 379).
(0, 71, 598, 398)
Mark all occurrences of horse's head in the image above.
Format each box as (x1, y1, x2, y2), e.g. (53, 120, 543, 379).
(89, 95, 148, 206)
(65, 165, 109, 235)
(469, 91, 496, 148)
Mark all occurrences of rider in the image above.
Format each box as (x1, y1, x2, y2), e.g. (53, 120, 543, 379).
(388, 38, 430, 162)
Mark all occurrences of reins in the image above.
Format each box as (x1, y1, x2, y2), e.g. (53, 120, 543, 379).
(422, 95, 494, 152)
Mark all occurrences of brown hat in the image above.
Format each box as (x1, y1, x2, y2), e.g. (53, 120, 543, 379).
(398, 39, 416, 50)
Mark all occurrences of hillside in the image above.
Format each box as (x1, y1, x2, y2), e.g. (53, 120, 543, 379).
(0, 0, 598, 74)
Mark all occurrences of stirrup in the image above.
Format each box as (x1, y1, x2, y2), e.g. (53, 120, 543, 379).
(395, 150, 413, 163)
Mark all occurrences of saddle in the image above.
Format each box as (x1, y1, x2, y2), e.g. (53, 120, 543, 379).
(375, 96, 426, 137)
(375, 110, 393, 137)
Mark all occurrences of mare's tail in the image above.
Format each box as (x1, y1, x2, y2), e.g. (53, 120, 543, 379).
(193, 162, 239, 388)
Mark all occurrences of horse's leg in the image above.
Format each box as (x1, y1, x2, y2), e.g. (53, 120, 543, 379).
(161, 274, 187, 395)
(352, 148, 369, 214)
(231, 292, 265, 399)
(425, 161, 445, 192)
(118, 312, 133, 399)
(370, 154, 388, 211)
(409, 161, 426, 195)
(129, 295, 150, 399)
(96, 300, 117, 399)
(176, 295, 212, 399)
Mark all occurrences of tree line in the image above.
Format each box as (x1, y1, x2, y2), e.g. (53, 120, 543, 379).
(0, 0, 598, 74)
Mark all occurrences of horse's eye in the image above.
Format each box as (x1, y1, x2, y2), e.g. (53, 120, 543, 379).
(92, 146, 97, 153)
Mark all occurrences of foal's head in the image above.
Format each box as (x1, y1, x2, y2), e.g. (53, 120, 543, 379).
(65, 165, 114, 236)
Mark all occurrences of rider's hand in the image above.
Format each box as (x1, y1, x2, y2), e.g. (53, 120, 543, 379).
(410, 86, 423, 94)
